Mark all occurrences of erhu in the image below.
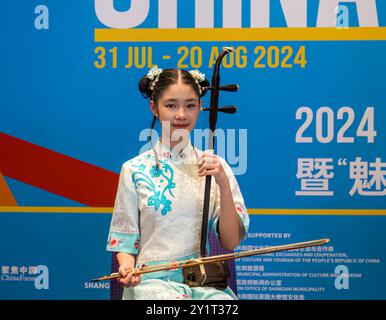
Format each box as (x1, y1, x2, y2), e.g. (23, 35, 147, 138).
(182, 46, 240, 289)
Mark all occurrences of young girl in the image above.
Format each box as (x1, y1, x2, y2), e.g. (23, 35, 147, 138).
(106, 68, 249, 300)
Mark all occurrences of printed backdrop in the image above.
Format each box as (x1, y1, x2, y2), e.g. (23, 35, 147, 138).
(0, 1, 385, 299)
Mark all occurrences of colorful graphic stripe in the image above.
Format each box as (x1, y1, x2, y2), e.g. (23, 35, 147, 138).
(0, 133, 118, 206)
(0, 206, 385, 215)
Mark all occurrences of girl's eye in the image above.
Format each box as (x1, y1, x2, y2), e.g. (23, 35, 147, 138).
(187, 104, 197, 109)
(166, 104, 176, 109)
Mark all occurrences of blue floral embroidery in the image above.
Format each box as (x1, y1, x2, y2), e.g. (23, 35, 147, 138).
(132, 159, 175, 216)
(148, 191, 162, 210)
(137, 164, 146, 171)
(150, 165, 162, 177)
(161, 196, 172, 215)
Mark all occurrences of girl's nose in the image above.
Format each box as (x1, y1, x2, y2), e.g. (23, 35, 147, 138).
(176, 107, 187, 120)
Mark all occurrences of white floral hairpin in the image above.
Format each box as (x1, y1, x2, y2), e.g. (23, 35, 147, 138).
(147, 67, 163, 91)
(189, 69, 205, 95)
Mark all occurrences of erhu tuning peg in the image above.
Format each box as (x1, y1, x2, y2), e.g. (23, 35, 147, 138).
(201, 106, 237, 114)
(203, 84, 239, 92)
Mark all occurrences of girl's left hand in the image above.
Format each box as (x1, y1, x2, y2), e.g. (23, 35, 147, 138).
(198, 151, 229, 188)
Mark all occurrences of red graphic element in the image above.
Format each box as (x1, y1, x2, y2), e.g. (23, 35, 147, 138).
(236, 205, 244, 214)
(182, 294, 189, 298)
(109, 238, 120, 248)
(0, 132, 119, 206)
(134, 239, 140, 250)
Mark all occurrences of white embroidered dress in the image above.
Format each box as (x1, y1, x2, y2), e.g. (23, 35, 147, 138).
(106, 139, 249, 282)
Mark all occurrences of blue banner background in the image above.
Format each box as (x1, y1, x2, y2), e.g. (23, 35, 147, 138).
(1, 1, 385, 299)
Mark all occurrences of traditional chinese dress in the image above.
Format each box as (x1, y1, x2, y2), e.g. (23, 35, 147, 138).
(106, 138, 249, 299)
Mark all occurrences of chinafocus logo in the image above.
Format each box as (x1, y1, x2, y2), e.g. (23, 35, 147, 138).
(1, 264, 49, 290)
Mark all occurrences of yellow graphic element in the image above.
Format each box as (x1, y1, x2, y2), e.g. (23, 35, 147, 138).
(0, 206, 112, 213)
(0, 207, 385, 216)
(0, 172, 17, 206)
(248, 209, 386, 216)
(95, 27, 386, 42)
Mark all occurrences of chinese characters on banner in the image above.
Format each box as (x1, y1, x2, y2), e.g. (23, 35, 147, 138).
(296, 157, 386, 196)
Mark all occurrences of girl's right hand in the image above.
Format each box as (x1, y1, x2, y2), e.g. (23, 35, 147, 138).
(118, 264, 141, 287)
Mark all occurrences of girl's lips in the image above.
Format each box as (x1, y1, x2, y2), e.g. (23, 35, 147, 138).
(174, 125, 188, 129)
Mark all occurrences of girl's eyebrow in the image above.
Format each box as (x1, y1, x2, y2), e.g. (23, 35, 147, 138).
(164, 98, 198, 103)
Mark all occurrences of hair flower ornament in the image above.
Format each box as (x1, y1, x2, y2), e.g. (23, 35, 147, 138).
(147, 67, 163, 91)
(147, 67, 163, 81)
(189, 69, 205, 95)
(189, 69, 205, 82)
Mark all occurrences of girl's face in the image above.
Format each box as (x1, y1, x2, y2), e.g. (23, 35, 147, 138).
(150, 82, 201, 144)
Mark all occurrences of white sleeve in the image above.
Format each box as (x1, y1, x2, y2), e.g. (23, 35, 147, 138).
(106, 163, 141, 254)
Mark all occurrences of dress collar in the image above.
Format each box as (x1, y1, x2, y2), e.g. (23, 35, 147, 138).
(153, 138, 199, 164)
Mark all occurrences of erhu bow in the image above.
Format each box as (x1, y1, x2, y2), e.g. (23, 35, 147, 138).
(92, 47, 330, 284)
(92, 238, 330, 282)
